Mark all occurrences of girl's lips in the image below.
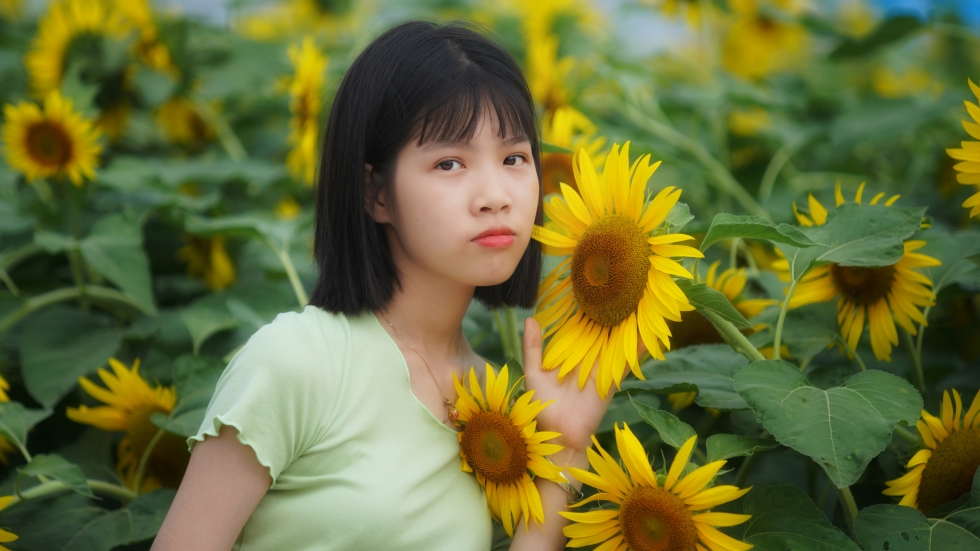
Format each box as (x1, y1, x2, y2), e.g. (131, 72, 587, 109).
(473, 234, 515, 247)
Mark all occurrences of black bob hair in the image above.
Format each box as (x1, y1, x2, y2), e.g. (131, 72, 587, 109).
(310, 20, 543, 315)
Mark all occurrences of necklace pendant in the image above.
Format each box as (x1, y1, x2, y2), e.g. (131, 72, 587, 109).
(448, 406, 459, 425)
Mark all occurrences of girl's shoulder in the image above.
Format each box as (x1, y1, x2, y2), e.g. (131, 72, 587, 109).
(235, 305, 353, 377)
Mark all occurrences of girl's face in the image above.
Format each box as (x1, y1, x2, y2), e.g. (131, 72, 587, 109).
(371, 110, 539, 289)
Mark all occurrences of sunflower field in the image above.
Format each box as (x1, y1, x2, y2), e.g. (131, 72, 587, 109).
(1, 0, 980, 548)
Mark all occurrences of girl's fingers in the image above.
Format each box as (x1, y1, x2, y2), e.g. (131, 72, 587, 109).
(523, 316, 543, 376)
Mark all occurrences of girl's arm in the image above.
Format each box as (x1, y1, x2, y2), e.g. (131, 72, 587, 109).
(151, 425, 271, 551)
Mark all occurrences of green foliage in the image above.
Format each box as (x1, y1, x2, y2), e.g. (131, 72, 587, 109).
(705, 434, 779, 462)
(18, 454, 93, 498)
(630, 395, 695, 448)
(677, 280, 752, 329)
(741, 484, 860, 550)
(623, 344, 748, 410)
(699, 213, 818, 252)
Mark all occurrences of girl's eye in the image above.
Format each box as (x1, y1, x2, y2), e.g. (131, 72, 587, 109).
(504, 154, 528, 166)
(437, 160, 462, 171)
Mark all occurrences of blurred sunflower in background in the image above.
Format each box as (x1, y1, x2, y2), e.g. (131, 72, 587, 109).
(285, 37, 327, 187)
(237, 0, 362, 42)
(946, 79, 980, 219)
(452, 364, 567, 537)
(774, 182, 940, 361)
(176, 234, 236, 291)
(541, 107, 606, 197)
(0, 496, 16, 551)
(0, 0, 21, 20)
(650, 0, 707, 29)
(115, 0, 175, 74)
(722, 0, 808, 80)
(156, 96, 212, 146)
(561, 425, 753, 551)
(0, 377, 19, 465)
(2, 91, 102, 186)
(533, 142, 701, 398)
(884, 389, 980, 513)
(66, 358, 190, 492)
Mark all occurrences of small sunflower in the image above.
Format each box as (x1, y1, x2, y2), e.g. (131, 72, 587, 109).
(541, 106, 606, 197)
(285, 37, 328, 186)
(533, 142, 702, 399)
(23, 0, 129, 97)
(773, 182, 940, 361)
(884, 389, 980, 513)
(156, 96, 212, 145)
(452, 364, 567, 537)
(274, 195, 301, 220)
(2, 91, 102, 186)
(721, 0, 808, 80)
(176, 234, 236, 291)
(946, 79, 980, 219)
(67, 358, 190, 491)
(0, 495, 17, 550)
(561, 424, 753, 551)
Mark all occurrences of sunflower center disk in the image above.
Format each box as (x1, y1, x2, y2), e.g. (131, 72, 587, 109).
(917, 427, 980, 513)
(26, 121, 73, 168)
(571, 214, 650, 328)
(830, 264, 896, 306)
(460, 411, 528, 485)
(619, 486, 698, 551)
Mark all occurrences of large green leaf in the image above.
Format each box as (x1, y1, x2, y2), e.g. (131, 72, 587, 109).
(705, 434, 779, 462)
(152, 354, 225, 437)
(748, 302, 839, 360)
(0, 402, 52, 454)
(917, 228, 980, 294)
(741, 483, 861, 551)
(630, 396, 695, 448)
(854, 467, 980, 550)
(598, 393, 660, 434)
(19, 308, 122, 407)
(830, 15, 923, 59)
(733, 360, 922, 488)
(18, 453, 94, 498)
(677, 280, 752, 329)
(699, 213, 818, 252)
(776, 204, 926, 281)
(80, 214, 156, 313)
(622, 344, 749, 410)
(98, 156, 287, 192)
(180, 294, 238, 356)
(2, 493, 103, 551)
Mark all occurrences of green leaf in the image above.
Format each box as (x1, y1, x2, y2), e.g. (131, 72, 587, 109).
(19, 307, 122, 407)
(0, 402, 52, 454)
(0, 493, 104, 550)
(705, 434, 778, 462)
(742, 483, 861, 551)
(540, 141, 573, 154)
(622, 344, 749, 410)
(34, 231, 75, 253)
(749, 302, 839, 360)
(830, 15, 923, 59)
(917, 228, 980, 294)
(664, 201, 694, 234)
(184, 213, 301, 257)
(180, 294, 238, 356)
(133, 67, 176, 107)
(80, 215, 156, 313)
(733, 360, 922, 488)
(629, 395, 695, 449)
(598, 393, 660, 434)
(676, 280, 752, 329)
(58, 489, 177, 551)
(153, 355, 225, 437)
(699, 213, 818, 252)
(777, 204, 926, 281)
(18, 453, 94, 498)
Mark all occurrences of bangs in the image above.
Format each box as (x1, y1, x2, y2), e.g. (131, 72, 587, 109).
(413, 75, 536, 147)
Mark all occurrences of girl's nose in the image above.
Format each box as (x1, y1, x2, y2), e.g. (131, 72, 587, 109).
(474, 167, 512, 214)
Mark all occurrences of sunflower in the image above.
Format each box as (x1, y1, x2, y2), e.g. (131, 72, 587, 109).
(176, 234, 236, 291)
(236, 0, 360, 41)
(773, 182, 940, 361)
(728, 108, 771, 137)
(721, 0, 808, 80)
(0, 377, 18, 466)
(872, 66, 943, 100)
(561, 424, 753, 551)
(884, 389, 980, 513)
(0, 0, 21, 20)
(452, 363, 567, 537)
(946, 79, 980, 219)
(0, 496, 16, 551)
(285, 37, 328, 186)
(23, 0, 129, 97)
(2, 91, 102, 186)
(541, 107, 606, 197)
(649, 0, 705, 29)
(533, 142, 702, 399)
(156, 96, 212, 145)
(115, 0, 176, 74)
(275, 195, 301, 220)
(66, 358, 190, 491)
(526, 34, 574, 112)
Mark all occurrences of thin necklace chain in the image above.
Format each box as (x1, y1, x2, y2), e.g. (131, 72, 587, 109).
(380, 311, 460, 424)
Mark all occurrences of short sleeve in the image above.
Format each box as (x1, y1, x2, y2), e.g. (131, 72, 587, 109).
(186, 308, 345, 488)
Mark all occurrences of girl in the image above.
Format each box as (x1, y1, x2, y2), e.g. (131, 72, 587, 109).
(153, 21, 629, 551)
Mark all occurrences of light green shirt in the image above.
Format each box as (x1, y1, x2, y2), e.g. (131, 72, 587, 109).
(187, 305, 493, 550)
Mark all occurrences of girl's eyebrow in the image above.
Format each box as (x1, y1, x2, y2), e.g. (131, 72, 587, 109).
(420, 135, 530, 151)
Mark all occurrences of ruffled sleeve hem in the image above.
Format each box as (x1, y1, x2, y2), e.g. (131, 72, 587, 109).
(187, 415, 279, 490)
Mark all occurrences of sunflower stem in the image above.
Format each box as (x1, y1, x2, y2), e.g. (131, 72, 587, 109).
(134, 429, 166, 494)
(734, 452, 758, 488)
(192, 97, 246, 161)
(701, 308, 766, 363)
(772, 276, 801, 362)
(66, 185, 89, 309)
(902, 329, 926, 393)
(0, 286, 152, 335)
(729, 238, 739, 270)
(505, 308, 523, 363)
(275, 240, 308, 308)
(893, 425, 921, 446)
(915, 306, 930, 362)
(493, 310, 518, 363)
(847, 342, 868, 373)
(6, 479, 138, 509)
(758, 142, 795, 204)
(836, 485, 859, 537)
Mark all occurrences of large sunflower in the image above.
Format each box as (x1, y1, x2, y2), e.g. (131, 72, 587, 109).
(0, 496, 16, 551)
(541, 106, 606, 197)
(946, 79, 980, 219)
(285, 37, 328, 186)
(67, 358, 190, 492)
(23, 0, 129, 97)
(773, 182, 940, 361)
(533, 142, 702, 399)
(2, 91, 102, 186)
(884, 389, 980, 513)
(561, 424, 753, 551)
(452, 364, 567, 537)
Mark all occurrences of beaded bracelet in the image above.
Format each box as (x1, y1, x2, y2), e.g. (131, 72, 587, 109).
(554, 479, 585, 505)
